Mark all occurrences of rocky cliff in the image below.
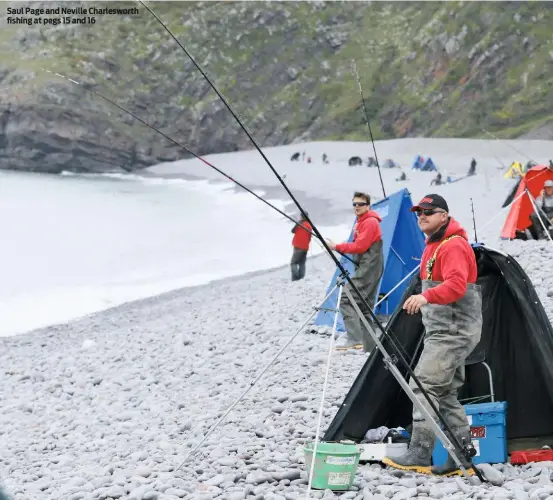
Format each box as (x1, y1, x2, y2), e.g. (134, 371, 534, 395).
(1, 1, 552, 173)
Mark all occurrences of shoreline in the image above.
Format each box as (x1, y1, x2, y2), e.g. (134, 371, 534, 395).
(0, 168, 352, 340)
(139, 168, 353, 227)
(1, 252, 331, 344)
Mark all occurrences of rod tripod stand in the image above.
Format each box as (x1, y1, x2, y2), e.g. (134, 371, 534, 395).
(174, 270, 483, 485)
(336, 272, 481, 481)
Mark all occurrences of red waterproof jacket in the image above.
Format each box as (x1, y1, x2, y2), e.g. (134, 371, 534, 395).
(420, 217, 477, 305)
(335, 210, 382, 254)
(292, 220, 312, 250)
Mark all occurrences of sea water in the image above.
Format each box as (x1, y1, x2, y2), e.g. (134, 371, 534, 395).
(0, 170, 340, 336)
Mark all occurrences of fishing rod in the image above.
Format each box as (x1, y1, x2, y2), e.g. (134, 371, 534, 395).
(351, 59, 386, 199)
(139, 1, 484, 481)
(481, 128, 536, 164)
(470, 198, 478, 243)
(41, 69, 358, 265)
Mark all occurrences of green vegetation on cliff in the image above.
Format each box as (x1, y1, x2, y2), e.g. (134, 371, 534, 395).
(1, 1, 552, 172)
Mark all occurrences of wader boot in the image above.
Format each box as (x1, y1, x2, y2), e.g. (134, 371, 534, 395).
(382, 424, 436, 474)
(431, 427, 475, 476)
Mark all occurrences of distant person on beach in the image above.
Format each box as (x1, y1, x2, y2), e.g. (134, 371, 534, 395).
(326, 192, 384, 352)
(468, 158, 476, 176)
(396, 171, 407, 181)
(430, 173, 443, 186)
(290, 213, 312, 281)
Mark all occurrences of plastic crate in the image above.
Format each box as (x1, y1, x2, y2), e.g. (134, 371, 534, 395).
(432, 401, 508, 465)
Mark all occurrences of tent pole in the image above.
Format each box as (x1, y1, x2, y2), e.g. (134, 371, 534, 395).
(526, 189, 553, 246)
(342, 285, 478, 482)
(375, 265, 421, 309)
(305, 283, 344, 499)
(173, 283, 340, 473)
(481, 128, 536, 164)
(478, 189, 527, 235)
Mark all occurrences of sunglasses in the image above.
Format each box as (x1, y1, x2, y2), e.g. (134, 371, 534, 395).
(352, 202, 368, 207)
(415, 208, 445, 217)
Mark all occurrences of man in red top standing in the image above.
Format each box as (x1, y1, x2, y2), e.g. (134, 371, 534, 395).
(383, 194, 482, 476)
(327, 192, 384, 352)
(290, 213, 313, 281)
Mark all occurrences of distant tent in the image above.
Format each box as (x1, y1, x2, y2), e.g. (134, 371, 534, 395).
(501, 165, 553, 239)
(421, 158, 437, 171)
(314, 189, 425, 331)
(323, 244, 553, 450)
(412, 155, 437, 172)
(383, 159, 399, 169)
(411, 155, 424, 170)
(504, 162, 524, 179)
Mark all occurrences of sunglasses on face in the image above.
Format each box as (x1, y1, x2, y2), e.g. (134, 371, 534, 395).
(352, 202, 368, 207)
(415, 208, 444, 217)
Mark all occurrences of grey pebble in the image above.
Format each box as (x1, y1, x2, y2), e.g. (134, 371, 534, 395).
(69, 493, 87, 500)
(105, 485, 126, 498)
(523, 468, 543, 480)
(479, 463, 507, 486)
(205, 474, 225, 487)
(340, 492, 357, 499)
(163, 489, 187, 498)
(135, 467, 152, 478)
(399, 478, 418, 488)
(362, 486, 374, 500)
(455, 477, 472, 494)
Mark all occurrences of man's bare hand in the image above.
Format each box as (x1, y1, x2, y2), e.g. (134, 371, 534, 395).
(326, 239, 337, 251)
(403, 294, 428, 315)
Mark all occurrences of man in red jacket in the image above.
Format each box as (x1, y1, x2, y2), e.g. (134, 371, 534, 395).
(290, 213, 313, 281)
(327, 192, 384, 352)
(383, 194, 482, 476)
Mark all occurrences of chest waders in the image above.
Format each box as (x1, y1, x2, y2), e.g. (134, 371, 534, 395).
(382, 235, 482, 476)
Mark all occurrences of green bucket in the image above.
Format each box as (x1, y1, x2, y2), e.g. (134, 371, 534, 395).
(303, 441, 361, 491)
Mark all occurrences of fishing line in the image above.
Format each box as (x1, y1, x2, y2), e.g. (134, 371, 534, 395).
(138, 1, 484, 480)
(42, 68, 356, 268)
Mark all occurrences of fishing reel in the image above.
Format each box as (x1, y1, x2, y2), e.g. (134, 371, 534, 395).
(461, 436, 477, 459)
(336, 271, 351, 287)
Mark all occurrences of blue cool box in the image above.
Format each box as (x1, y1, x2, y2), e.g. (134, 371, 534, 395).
(432, 401, 508, 465)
